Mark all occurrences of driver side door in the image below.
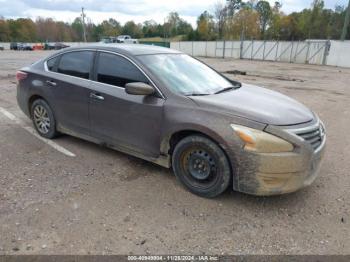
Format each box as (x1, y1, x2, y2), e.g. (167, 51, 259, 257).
(88, 51, 165, 157)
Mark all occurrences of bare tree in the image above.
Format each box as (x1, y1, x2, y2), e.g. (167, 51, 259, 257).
(214, 1, 228, 39)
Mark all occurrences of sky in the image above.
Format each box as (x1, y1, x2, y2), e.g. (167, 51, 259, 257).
(0, 0, 348, 27)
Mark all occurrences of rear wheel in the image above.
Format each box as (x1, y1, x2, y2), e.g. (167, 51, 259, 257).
(172, 135, 231, 198)
(31, 99, 58, 139)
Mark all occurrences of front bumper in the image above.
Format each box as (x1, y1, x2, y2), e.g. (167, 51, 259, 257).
(233, 118, 326, 196)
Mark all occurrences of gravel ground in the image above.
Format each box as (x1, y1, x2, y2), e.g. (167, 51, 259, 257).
(0, 50, 349, 255)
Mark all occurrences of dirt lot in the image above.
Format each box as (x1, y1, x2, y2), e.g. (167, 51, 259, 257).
(0, 50, 349, 255)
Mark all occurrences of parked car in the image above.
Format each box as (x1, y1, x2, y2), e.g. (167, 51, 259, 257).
(116, 35, 138, 44)
(45, 42, 56, 50)
(99, 37, 117, 44)
(54, 42, 69, 50)
(19, 43, 33, 51)
(33, 43, 44, 51)
(16, 43, 24, 50)
(10, 42, 31, 50)
(10, 42, 19, 50)
(45, 42, 69, 50)
(0, 45, 4, 51)
(16, 45, 326, 198)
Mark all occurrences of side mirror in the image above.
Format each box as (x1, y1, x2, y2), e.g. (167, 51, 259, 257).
(125, 82, 155, 96)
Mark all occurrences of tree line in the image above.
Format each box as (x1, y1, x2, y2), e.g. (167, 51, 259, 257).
(0, 0, 349, 42)
(195, 0, 349, 41)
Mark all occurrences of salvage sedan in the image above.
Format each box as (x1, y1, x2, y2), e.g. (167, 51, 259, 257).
(16, 44, 326, 197)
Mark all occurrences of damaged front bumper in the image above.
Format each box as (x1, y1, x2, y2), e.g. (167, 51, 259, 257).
(233, 118, 326, 196)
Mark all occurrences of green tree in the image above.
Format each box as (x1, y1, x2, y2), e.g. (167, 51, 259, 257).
(122, 21, 143, 38)
(225, 6, 260, 40)
(165, 12, 192, 37)
(308, 0, 324, 38)
(166, 12, 181, 36)
(196, 11, 216, 40)
(71, 17, 84, 41)
(266, 1, 283, 39)
(256, 0, 272, 39)
(98, 19, 121, 38)
(0, 18, 10, 41)
(142, 20, 159, 37)
(331, 6, 347, 39)
(7, 18, 37, 42)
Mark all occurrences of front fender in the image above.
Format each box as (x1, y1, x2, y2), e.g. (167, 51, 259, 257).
(160, 100, 267, 190)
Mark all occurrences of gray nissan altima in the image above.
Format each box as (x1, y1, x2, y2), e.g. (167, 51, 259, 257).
(16, 44, 326, 198)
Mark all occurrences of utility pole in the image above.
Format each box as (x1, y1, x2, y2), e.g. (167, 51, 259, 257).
(163, 17, 167, 42)
(240, 21, 245, 59)
(341, 0, 350, 40)
(81, 7, 87, 42)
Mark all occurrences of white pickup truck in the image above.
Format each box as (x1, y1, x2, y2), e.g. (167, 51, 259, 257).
(116, 35, 139, 44)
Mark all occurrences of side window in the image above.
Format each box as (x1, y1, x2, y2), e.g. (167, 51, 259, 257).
(47, 56, 59, 72)
(57, 51, 94, 79)
(96, 52, 148, 87)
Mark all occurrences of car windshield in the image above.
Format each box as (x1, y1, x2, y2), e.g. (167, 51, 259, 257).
(138, 54, 235, 96)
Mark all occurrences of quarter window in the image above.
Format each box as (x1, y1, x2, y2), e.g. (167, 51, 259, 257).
(57, 51, 94, 79)
(96, 52, 148, 87)
(47, 56, 59, 71)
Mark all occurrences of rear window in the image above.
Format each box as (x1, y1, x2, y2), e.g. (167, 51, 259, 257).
(57, 51, 94, 79)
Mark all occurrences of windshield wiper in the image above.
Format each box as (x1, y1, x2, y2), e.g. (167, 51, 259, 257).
(185, 93, 210, 96)
(214, 84, 241, 94)
(214, 87, 234, 94)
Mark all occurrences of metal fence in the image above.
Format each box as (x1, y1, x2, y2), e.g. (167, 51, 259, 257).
(171, 40, 332, 66)
(241, 40, 330, 64)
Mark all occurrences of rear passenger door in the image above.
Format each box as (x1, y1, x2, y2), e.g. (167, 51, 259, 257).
(46, 50, 95, 135)
(88, 51, 165, 157)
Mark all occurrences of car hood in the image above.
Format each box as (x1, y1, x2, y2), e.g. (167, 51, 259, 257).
(190, 83, 314, 126)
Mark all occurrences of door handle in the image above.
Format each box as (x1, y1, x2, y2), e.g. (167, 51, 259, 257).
(46, 80, 57, 86)
(90, 93, 105, 101)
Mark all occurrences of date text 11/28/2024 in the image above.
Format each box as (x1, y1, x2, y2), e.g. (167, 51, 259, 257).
(127, 255, 219, 261)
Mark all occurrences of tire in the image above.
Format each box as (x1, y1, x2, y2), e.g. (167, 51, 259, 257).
(31, 99, 58, 139)
(172, 135, 231, 198)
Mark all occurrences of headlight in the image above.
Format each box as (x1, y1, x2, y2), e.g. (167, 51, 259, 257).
(231, 124, 294, 153)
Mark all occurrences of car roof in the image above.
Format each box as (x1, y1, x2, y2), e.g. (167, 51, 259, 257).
(60, 44, 182, 56)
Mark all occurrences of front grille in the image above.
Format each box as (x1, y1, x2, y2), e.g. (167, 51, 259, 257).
(294, 124, 324, 150)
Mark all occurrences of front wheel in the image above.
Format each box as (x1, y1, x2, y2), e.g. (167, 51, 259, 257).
(31, 99, 58, 139)
(172, 135, 231, 198)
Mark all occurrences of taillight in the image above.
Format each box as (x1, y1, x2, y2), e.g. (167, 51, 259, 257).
(16, 71, 28, 82)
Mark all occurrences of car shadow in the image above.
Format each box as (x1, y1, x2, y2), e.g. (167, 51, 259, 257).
(58, 134, 174, 177)
(56, 134, 318, 213)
